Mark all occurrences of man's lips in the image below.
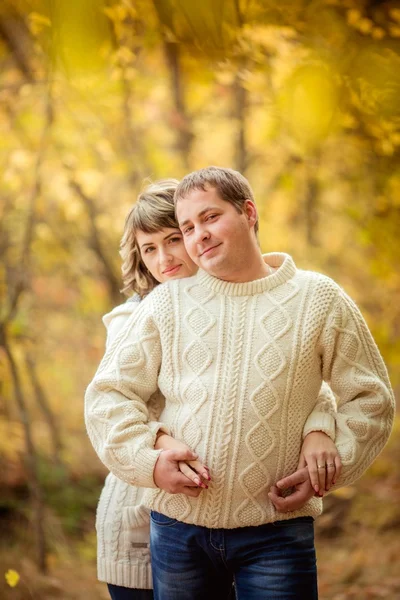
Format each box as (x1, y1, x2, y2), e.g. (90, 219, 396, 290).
(163, 264, 181, 275)
(199, 243, 221, 257)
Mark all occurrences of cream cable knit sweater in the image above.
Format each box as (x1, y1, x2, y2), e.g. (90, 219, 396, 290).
(94, 293, 337, 588)
(96, 298, 154, 589)
(86, 253, 394, 531)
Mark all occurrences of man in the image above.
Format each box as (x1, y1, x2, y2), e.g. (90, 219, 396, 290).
(86, 167, 394, 599)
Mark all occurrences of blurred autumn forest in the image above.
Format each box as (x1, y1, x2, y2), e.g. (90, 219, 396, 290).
(0, 0, 399, 598)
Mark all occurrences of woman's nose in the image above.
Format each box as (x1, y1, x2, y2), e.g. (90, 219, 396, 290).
(159, 248, 173, 264)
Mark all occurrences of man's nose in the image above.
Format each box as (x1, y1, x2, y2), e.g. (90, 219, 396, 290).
(194, 226, 210, 244)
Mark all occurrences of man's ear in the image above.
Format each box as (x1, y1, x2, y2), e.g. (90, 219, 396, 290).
(243, 199, 258, 229)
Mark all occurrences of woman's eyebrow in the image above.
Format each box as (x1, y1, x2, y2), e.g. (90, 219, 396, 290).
(163, 231, 181, 241)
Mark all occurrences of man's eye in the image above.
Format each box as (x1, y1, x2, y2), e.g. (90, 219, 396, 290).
(184, 226, 193, 235)
(206, 214, 217, 221)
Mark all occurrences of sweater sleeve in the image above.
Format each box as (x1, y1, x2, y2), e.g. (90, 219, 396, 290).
(318, 289, 395, 489)
(102, 296, 141, 349)
(302, 381, 337, 441)
(84, 298, 169, 489)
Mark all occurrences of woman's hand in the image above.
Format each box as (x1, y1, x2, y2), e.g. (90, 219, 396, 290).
(155, 433, 210, 489)
(299, 431, 342, 495)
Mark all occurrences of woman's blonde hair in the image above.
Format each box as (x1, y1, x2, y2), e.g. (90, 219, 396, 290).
(120, 179, 179, 298)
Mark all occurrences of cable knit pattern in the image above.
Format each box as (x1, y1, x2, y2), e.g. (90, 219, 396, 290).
(85, 253, 395, 531)
(95, 300, 160, 589)
(319, 291, 394, 484)
(235, 279, 299, 525)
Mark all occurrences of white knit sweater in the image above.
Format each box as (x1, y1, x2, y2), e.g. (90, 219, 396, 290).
(96, 299, 156, 589)
(86, 253, 394, 533)
(94, 291, 336, 588)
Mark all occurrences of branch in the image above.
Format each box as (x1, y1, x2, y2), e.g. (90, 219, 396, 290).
(0, 10, 35, 81)
(2, 88, 53, 325)
(66, 174, 121, 304)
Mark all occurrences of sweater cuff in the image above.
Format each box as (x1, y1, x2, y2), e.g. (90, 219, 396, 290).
(303, 411, 336, 441)
(133, 422, 171, 488)
(134, 447, 163, 488)
(148, 420, 170, 439)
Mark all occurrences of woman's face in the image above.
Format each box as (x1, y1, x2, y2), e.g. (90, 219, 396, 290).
(136, 227, 198, 283)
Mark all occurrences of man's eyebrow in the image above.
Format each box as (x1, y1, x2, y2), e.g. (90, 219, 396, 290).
(179, 206, 220, 228)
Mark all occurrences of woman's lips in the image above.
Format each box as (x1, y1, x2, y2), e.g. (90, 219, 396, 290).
(163, 264, 181, 276)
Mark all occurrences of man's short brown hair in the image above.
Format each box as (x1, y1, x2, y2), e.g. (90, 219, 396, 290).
(174, 166, 259, 235)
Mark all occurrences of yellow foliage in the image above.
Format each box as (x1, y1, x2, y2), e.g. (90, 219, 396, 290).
(358, 18, 373, 35)
(372, 27, 385, 40)
(280, 64, 338, 150)
(5, 569, 20, 588)
(28, 12, 51, 36)
(331, 487, 356, 500)
(347, 9, 361, 26)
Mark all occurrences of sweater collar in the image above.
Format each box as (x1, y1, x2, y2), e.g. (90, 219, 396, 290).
(195, 253, 297, 297)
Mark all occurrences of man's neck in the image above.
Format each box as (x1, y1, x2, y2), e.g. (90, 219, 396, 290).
(215, 253, 270, 284)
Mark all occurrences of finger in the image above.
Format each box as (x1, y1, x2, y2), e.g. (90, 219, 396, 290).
(316, 458, 326, 496)
(325, 456, 336, 490)
(173, 473, 199, 488)
(178, 462, 208, 488)
(268, 490, 297, 513)
(269, 485, 313, 513)
(268, 486, 284, 511)
(306, 457, 320, 494)
(297, 453, 306, 470)
(187, 459, 211, 481)
(276, 467, 309, 491)
(333, 455, 342, 485)
(167, 448, 198, 462)
(269, 485, 282, 500)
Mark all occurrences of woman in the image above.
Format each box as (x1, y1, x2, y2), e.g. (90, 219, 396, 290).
(94, 179, 341, 600)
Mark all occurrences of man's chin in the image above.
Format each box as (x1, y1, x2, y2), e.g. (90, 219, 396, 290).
(199, 255, 225, 276)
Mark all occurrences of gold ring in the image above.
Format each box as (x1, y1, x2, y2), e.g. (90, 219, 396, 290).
(327, 463, 335, 467)
(317, 465, 326, 469)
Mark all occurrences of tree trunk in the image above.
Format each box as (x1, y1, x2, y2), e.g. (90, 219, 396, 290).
(304, 157, 320, 247)
(0, 11, 35, 81)
(25, 352, 64, 468)
(1, 329, 47, 573)
(152, 0, 193, 168)
(67, 177, 122, 305)
(233, 73, 247, 175)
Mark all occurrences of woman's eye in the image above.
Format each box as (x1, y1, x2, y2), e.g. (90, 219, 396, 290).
(144, 247, 155, 254)
(168, 236, 181, 244)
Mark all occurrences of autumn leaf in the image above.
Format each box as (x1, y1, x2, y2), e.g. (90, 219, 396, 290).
(5, 569, 20, 588)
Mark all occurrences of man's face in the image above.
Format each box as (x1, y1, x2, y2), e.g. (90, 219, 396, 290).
(176, 186, 256, 280)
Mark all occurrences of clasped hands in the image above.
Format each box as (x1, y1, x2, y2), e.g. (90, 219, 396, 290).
(154, 431, 342, 512)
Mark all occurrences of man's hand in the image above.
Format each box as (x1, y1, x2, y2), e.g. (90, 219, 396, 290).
(154, 448, 205, 498)
(268, 467, 314, 513)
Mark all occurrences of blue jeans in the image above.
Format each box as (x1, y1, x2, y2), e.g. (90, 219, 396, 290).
(107, 584, 153, 600)
(150, 512, 317, 600)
